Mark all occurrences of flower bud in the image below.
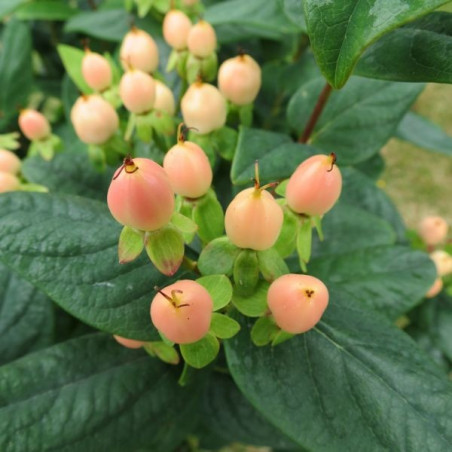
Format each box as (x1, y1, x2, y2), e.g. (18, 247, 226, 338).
(218, 54, 261, 105)
(120, 27, 159, 73)
(82, 50, 112, 92)
(0, 172, 20, 193)
(187, 20, 216, 58)
(71, 94, 119, 145)
(181, 82, 226, 134)
(18, 110, 51, 141)
(154, 80, 176, 115)
(163, 10, 192, 50)
(418, 216, 449, 246)
(0, 149, 21, 175)
(119, 69, 156, 114)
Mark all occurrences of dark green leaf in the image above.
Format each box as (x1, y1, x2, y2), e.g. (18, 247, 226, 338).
(356, 12, 452, 84)
(21, 153, 114, 201)
(353, 153, 385, 181)
(287, 77, 424, 165)
(0, 192, 190, 340)
(309, 245, 436, 320)
(15, 1, 77, 20)
(0, 333, 203, 451)
(303, 0, 450, 88)
(225, 293, 452, 451)
(396, 111, 452, 157)
(0, 262, 54, 365)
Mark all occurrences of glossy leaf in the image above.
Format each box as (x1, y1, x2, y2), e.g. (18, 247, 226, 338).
(303, 0, 450, 88)
(0, 262, 54, 365)
(356, 12, 452, 84)
(0, 192, 191, 340)
(0, 333, 203, 451)
(225, 293, 452, 451)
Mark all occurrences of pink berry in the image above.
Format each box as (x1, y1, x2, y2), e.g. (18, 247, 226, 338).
(268, 274, 329, 334)
(0, 172, 20, 193)
(119, 69, 156, 114)
(150, 280, 213, 344)
(187, 20, 217, 58)
(418, 216, 449, 246)
(163, 137, 212, 198)
(425, 277, 443, 298)
(81, 50, 112, 92)
(225, 185, 283, 251)
(181, 82, 226, 134)
(154, 80, 176, 115)
(113, 335, 145, 349)
(163, 10, 192, 50)
(71, 94, 119, 145)
(218, 54, 261, 105)
(286, 153, 342, 216)
(107, 157, 174, 231)
(18, 109, 51, 141)
(0, 149, 21, 175)
(120, 28, 159, 74)
(430, 250, 452, 277)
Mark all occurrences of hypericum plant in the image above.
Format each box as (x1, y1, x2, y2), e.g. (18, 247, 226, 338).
(1, 1, 452, 451)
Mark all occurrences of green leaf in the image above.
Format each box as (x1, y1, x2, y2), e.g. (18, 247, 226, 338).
(118, 226, 144, 264)
(356, 12, 452, 84)
(15, 1, 77, 20)
(233, 249, 259, 296)
(225, 292, 452, 451)
(196, 274, 233, 311)
(210, 313, 241, 339)
(232, 280, 269, 318)
(296, 218, 312, 270)
(287, 77, 424, 165)
(231, 127, 316, 185)
(396, 111, 452, 157)
(0, 20, 32, 126)
(180, 333, 220, 369)
(0, 262, 54, 365)
(309, 245, 437, 320)
(198, 236, 240, 276)
(0, 192, 190, 340)
(143, 341, 180, 365)
(0, 333, 203, 451)
(212, 126, 239, 161)
(192, 191, 225, 243)
(57, 44, 93, 94)
(0, 0, 27, 19)
(273, 205, 298, 258)
(257, 247, 289, 282)
(303, 0, 450, 88)
(21, 153, 114, 201)
(250, 316, 279, 346)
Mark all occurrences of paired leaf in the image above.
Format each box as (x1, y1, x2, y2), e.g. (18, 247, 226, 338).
(232, 281, 269, 318)
(233, 250, 259, 296)
(0, 333, 203, 451)
(180, 333, 220, 368)
(210, 313, 241, 339)
(198, 236, 239, 276)
(196, 274, 233, 311)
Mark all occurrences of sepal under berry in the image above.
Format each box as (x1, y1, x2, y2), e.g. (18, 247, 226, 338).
(198, 236, 240, 276)
(233, 249, 259, 296)
(143, 341, 180, 365)
(118, 226, 144, 264)
(179, 332, 219, 369)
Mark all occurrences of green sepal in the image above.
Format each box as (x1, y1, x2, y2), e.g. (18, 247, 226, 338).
(198, 236, 240, 276)
(135, 113, 154, 142)
(233, 249, 259, 296)
(145, 224, 185, 276)
(118, 226, 144, 264)
(28, 134, 62, 161)
(180, 333, 220, 369)
(18, 183, 48, 193)
(87, 144, 106, 172)
(102, 85, 122, 109)
(167, 49, 188, 78)
(186, 52, 218, 83)
(149, 110, 176, 137)
(297, 218, 312, 273)
(135, 0, 154, 17)
(192, 190, 224, 243)
(158, 330, 175, 347)
(176, 200, 196, 243)
(171, 212, 198, 234)
(271, 330, 294, 347)
(238, 103, 254, 127)
(125, 113, 136, 142)
(312, 215, 324, 241)
(209, 312, 240, 339)
(232, 280, 269, 318)
(196, 274, 233, 311)
(251, 316, 279, 346)
(257, 248, 289, 282)
(143, 341, 180, 365)
(0, 132, 20, 150)
(273, 204, 298, 258)
(275, 179, 288, 197)
(211, 126, 238, 161)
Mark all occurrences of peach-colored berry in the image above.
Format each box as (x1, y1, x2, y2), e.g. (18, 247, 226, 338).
(120, 28, 159, 73)
(225, 187, 283, 251)
(418, 216, 449, 246)
(113, 335, 145, 349)
(154, 80, 176, 115)
(71, 94, 119, 145)
(107, 157, 174, 231)
(82, 50, 112, 92)
(150, 280, 213, 344)
(187, 20, 216, 58)
(163, 10, 192, 50)
(0, 149, 21, 175)
(0, 172, 20, 193)
(163, 140, 212, 198)
(430, 250, 452, 277)
(181, 82, 226, 134)
(18, 110, 51, 141)
(268, 274, 329, 334)
(119, 69, 156, 114)
(425, 277, 443, 298)
(286, 154, 342, 216)
(218, 54, 261, 105)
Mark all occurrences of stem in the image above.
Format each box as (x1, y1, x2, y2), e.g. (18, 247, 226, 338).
(298, 83, 332, 143)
